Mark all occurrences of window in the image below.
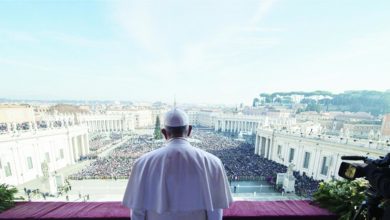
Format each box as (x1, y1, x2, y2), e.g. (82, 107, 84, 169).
(303, 152, 310, 169)
(5, 162, 12, 177)
(45, 152, 50, 163)
(60, 149, 64, 159)
(277, 145, 282, 155)
(320, 156, 329, 176)
(288, 148, 295, 163)
(27, 157, 33, 169)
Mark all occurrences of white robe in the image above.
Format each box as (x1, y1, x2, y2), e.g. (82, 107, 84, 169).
(122, 138, 233, 220)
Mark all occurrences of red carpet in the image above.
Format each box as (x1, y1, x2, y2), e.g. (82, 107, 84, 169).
(0, 200, 337, 220)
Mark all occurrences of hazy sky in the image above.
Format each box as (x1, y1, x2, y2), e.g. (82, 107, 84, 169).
(1, 0, 390, 105)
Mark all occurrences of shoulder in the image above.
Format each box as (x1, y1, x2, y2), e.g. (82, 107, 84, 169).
(134, 146, 166, 165)
(192, 146, 223, 166)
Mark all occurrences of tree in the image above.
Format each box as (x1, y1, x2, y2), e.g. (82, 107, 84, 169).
(252, 98, 260, 107)
(153, 116, 163, 139)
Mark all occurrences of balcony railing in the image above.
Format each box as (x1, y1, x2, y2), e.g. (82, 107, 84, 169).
(0, 200, 337, 220)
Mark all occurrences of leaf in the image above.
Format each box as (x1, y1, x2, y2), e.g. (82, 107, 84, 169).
(0, 184, 18, 213)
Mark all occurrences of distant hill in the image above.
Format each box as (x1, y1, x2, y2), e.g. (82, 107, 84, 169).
(253, 90, 390, 116)
(49, 104, 88, 114)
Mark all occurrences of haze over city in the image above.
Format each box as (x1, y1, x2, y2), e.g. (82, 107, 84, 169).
(2, 1, 390, 219)
(1, 0, 390, 104)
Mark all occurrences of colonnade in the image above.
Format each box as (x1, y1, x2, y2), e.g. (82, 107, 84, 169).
(78, 114, 135, 133)
(254, 135, 272, 159)
(215, 119, 259, 133)
(69, 133, 90, 161)
(85, 119, 126, 132)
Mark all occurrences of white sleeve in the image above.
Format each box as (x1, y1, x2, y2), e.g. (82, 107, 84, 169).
(131, 209, 146, 220)
(207, 209, 223, 220)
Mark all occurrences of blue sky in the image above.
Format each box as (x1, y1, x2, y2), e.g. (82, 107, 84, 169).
(1, 0, 389, 105)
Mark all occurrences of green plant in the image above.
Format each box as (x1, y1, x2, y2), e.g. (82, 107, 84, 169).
(0, 184, 19, 213)
(313, 179, 368, 220)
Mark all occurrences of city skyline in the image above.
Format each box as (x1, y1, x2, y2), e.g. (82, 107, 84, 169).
(1, 0, 390, 105)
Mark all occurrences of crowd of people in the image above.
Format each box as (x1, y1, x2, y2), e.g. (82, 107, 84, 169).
(69, 136, 160, 180)
(293, 172, 321, 197)
(89, 135, 113, 152)
(69, 130, 320, 197)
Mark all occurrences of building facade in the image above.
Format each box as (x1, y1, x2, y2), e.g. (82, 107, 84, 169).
(0, 125, 89, 186)
(255, 128, 388, 181)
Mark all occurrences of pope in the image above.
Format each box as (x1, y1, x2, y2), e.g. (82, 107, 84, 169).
(122, 108, 233, 220)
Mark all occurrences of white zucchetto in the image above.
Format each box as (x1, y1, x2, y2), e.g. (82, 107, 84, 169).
(164, 108, 189, 127)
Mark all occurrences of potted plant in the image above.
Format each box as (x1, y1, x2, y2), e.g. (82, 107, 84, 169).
(313, 179, 367, 220)
(0, 184, 19, 213)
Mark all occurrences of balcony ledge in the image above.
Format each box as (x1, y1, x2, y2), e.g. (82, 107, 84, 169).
(0, 200, 337, 220)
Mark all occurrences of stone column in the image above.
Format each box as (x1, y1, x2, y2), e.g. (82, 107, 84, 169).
(6, 122, 11, 133)
(261, 137, 266, 157)
(68, 136, 75, 164)
(266, 138, 271, 159)
(79, 135, 86, 156)
(126, 119, 130, 131)
(255, 135, 260, 154)
(72, 137, 79, 161)
(84, 134, 90, 155)
(12, 122, 17, 132)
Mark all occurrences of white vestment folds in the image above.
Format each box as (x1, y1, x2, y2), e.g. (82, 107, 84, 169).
(122, 138, 233, 220)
